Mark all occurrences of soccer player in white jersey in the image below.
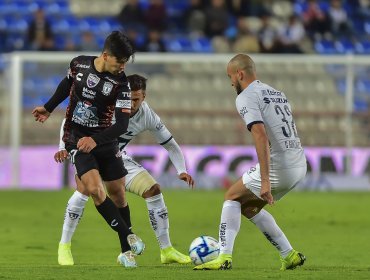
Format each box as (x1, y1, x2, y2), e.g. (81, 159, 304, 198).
(194, 54, 307, 271)
(56, 74, 194, 266)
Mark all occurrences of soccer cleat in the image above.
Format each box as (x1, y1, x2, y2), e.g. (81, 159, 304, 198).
(117, 251, 137, 268)
(193, 254, 232, 270)
(280, 250, 306, 271)
(58, 242, 74, 266)
(127, 234, 145, 255)
(160, 246, 192, 264)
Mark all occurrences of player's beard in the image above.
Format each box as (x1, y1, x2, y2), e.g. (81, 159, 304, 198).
(235, 81, 242, 95)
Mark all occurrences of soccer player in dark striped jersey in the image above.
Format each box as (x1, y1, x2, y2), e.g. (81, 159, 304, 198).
(32, 31, 144, 267)
(55, 74, 195, 265)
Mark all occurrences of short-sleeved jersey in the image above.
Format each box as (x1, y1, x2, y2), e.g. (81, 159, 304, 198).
(63, 55, 131, 144)
(117, 101, 172, 152)
(236, 80, 306, 169)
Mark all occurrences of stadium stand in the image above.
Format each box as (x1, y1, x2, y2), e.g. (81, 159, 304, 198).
(0, 0, 369, 147)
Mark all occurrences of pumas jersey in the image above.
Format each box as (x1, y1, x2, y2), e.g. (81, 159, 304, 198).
(63, 55, 131, 145)
(117, 101, 172, 152)
(236, 80, 306, 169)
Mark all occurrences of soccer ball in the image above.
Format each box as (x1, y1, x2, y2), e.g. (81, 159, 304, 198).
(189, 235, 220, 265)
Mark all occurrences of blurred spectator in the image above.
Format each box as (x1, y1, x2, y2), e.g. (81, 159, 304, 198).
(117, 0, 145, 31)
(142, 29, 166, 52)
(183, 0, 206, 37)
(328, 0, 354, 39)
(145, 0, 168, 31)
(79, 31, 100, 52)
(231, 17, 260, 53)
(354, 0, 370, 21)
(125, 28, 145, 51)
(27, 8, 54, 51)
(211, 36, 231, 53)
(276, 15, 306, 53)
(302, 0, 330, 40)
(204, 0, 230, 38)
(258, 14, 279, 53)
(227, 0, 252, 17)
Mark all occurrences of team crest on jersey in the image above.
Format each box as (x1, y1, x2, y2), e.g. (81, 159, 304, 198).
(87, 73, 100, 88)
(102, 82, 113, 96)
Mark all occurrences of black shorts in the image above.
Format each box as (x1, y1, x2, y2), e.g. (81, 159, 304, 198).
(66, 142, 127, 181)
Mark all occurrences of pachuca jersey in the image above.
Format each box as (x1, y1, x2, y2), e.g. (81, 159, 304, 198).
(57, 55, 131, 145)
(236, 80, 306, 169)
(117, 101, 172, 152)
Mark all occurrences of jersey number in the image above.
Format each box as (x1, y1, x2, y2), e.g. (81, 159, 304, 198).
(274, 105, 297, 138)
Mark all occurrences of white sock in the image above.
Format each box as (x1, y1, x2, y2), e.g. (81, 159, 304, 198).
(219, 200, 241, 255)
(145, 193, 171, 249)
(250, 209, 292, 258)
(60, 191, 89, 244)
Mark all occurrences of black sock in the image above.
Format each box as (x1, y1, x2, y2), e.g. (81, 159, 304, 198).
(96, 196, 131, 252)
(119, 204, 132, 233)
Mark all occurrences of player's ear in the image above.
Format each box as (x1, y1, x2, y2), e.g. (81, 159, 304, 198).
(102, 52, 108, 61)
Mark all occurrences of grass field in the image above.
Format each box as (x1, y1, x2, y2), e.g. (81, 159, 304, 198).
(0, 189, 369, 280)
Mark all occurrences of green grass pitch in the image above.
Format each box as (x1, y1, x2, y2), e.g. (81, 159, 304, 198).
(0, 189, 369, 280)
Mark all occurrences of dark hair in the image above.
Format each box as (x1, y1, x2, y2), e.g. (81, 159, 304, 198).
(103, 31, 135, 62)
(127, 74, 147, 91)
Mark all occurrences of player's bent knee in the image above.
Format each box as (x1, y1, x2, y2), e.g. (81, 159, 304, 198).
(127, 171, 157, 197)
(142, 184, 161, 198)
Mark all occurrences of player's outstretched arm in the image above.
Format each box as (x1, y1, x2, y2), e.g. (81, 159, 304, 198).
(32, 106, 50, 123)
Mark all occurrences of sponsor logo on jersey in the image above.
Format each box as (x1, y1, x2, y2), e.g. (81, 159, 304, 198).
(104, 76, 118, 84)
(263, 97, 271, 104)
(264, 97, 288, 104)
(116, 99, 131, 109)
(72, 101, 99, 127)
(122, 91, 131, 98)
(239, 106, 248, 117)
(102, 82, 113, 96)
(266, 89, 282, 96)
(87, 73, 100, 88)
(76, 63, 90, 69)
(82, 87, 96, 99)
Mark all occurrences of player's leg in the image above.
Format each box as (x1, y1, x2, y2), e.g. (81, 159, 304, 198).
(193, 178, 250, 270)
(105, 180, 145, 256)
(142, 183, 191, 264)
(73, 146, 136, 267)
(242, 165, 306, 270)
(58, 175, 88, 265)
(124, 156, 191, 264)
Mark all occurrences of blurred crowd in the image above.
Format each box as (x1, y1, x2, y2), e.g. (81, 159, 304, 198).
(3, 0, 370, 53)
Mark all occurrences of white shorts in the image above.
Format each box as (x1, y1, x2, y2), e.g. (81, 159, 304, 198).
(123, 156, 147, 187)
(242, 163, 307, 201)
(122, 155, 157, 196)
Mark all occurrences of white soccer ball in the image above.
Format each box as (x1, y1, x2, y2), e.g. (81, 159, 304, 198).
(189, 235, 220, 265)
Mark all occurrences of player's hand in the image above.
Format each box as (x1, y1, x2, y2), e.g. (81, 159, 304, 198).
(260, 180, 274, 205)
(77, 137, 96, 153)
(54, 150, 69, 163)
(32, 106, 50, 123)
(178, 172, 195, 189)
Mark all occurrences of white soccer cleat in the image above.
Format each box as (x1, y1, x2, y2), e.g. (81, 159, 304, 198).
(117, 251, 137, 268)
(127, 234, 145, 255)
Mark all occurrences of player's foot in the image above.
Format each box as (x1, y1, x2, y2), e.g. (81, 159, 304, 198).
(280, 250, 306, 271)
(160, 246, 192, 264)
(193, 254, 232, 270)
(127, 234, 145, 255)
(117, 251, 137, 268)
(58, 242, 74, 266)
